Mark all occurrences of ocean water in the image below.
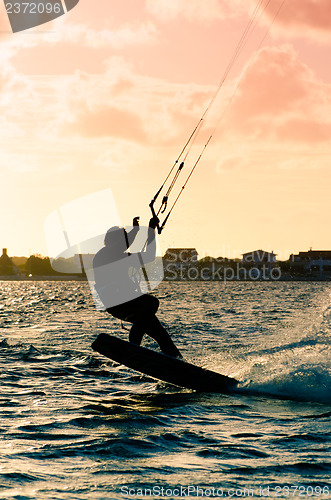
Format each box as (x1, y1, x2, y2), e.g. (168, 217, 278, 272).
(0, 281, 330, 500)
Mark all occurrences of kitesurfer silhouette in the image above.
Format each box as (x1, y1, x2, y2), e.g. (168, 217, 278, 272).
(93, 215, 182, 358)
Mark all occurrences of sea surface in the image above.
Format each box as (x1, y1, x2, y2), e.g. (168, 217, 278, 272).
(0, 281, 330, 500)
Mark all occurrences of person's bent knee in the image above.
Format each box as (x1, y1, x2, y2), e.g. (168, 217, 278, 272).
(141, 294, 159, 314)
(149, 295, 159, 313)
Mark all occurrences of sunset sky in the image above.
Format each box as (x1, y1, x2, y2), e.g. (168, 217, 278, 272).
(1, 0, 331, 260)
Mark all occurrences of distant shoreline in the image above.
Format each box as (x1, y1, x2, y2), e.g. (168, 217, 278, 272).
(0, 275, 330, 282)
(0, 275, 87, 281)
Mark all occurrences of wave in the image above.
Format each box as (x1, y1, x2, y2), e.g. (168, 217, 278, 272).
(239, 366, 331, 404)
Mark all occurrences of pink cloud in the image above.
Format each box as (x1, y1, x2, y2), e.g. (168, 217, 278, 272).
(146, 0, 331, 38)
(145, 0, 243, 22)
(263, 0, 331, 36)
(276, 119, 331, 143)
(226, 45, 331, 144)
(66, 106, 146, 142)
(50, 21, 158, 48)
(230, 45, 312, 118)
(55, 43, 331, 151)
(52, 57, 214, 145)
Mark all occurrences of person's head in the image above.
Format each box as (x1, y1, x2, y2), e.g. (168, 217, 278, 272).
(104, 226, 129, 254)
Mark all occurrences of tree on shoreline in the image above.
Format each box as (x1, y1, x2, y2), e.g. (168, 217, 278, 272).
(26, 255, 57, 276)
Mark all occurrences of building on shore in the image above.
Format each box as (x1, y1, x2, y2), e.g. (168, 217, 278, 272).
(163, 248, 198, 265)
(0, 248, 17, 275)
(241, 249, 278, 280)
(289, 249, 331, 277)
(242, 249, 277, 264)
(163, 248, 198, 279)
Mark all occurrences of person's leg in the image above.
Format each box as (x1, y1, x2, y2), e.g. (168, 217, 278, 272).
(108, 295, 158, 345)
(143, 315, 182, 358)
(107, 294, 159, 321)
(108, 294, 181, 357)
(128, 322, 144, 346)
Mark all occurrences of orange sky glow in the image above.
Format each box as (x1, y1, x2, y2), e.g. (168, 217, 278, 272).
(1, 0, 331, 260)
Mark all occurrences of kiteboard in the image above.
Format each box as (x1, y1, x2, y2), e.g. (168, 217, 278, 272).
(92, 333, 238, 392)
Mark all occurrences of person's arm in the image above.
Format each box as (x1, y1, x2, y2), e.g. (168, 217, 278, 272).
(140, 216, 159, 264)
(126, 216, 140, 248)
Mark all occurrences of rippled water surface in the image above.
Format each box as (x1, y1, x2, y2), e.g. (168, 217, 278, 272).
(0, 281, 330, 499)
